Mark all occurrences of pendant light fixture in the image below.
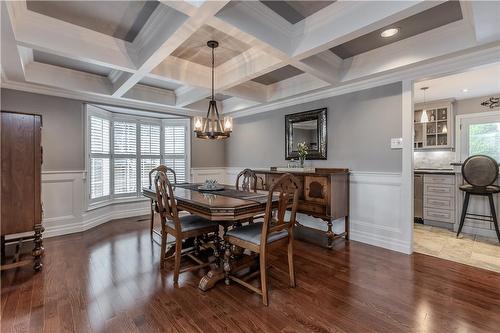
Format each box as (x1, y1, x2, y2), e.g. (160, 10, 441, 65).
(420, 86, 429, 123)
(193, 40, 232, 140)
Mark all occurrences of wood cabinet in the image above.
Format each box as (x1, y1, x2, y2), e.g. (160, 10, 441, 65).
(1, 111, 44, 271)
(253, 168, 349, 248)
(414, 100, 454, 149)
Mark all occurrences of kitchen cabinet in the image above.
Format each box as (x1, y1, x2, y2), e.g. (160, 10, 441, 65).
(414, 100, 454, 150)
(422, 174, 456, 228)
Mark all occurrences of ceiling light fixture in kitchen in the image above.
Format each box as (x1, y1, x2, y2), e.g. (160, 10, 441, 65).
(420, 87, 429, 123)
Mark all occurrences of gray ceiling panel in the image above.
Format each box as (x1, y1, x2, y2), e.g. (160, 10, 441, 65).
(330, 1, 463, 59)
(251, 65, 304, 85)
(27, 1, 159, 42)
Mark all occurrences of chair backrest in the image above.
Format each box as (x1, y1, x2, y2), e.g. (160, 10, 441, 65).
(462, 155, 499, 187)
(154, 171, 181, 231)
(149, 165, 177, 188)
(236, 168, 258, 192)
(260, 173, 300, 247)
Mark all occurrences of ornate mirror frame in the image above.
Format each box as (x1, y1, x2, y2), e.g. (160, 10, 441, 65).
(285, 108, 327, 160)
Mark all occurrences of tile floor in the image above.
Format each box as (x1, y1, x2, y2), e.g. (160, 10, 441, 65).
(413, 224, 500, 273)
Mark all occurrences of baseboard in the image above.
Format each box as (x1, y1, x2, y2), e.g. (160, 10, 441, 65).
(350, 225, 412, 254)
(44, 206, 149, 238)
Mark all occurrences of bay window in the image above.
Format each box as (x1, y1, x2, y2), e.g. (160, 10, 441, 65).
(87, 105, 190, 206)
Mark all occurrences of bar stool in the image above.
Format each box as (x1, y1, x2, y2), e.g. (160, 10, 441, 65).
(457, 155, 500, 242)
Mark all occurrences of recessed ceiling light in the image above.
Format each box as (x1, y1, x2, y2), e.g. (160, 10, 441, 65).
(462, 88, 469, 93)
(380, 27, 399, 38)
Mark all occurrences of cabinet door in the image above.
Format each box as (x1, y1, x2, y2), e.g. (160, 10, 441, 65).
(304, 176, 328, 204)
(1, 112, 42, 235)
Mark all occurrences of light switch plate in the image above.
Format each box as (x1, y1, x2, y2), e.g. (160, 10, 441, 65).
(391, 137, 403, 149)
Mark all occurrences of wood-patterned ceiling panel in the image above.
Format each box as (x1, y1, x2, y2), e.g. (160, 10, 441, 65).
(171, 25, 251, 68)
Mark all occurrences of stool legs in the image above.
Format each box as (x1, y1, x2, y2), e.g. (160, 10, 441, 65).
(457, 192, 470, 238)
(487, 194, 500, 242)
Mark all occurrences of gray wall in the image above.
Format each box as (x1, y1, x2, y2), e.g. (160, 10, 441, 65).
(1, 89, 85, 171)
(1, 88, 225, 171)
(455, 95, 500, 115)
(225, 82, 403, 172)
(190, 124, 226, 167)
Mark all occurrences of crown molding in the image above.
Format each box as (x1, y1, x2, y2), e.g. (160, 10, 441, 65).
(1, 79, 202, 117)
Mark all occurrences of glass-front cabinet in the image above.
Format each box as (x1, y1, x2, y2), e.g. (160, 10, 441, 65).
(414, 100, 454, 149)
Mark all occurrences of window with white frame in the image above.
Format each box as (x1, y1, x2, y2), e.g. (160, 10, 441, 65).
(87, 105, 190, 204)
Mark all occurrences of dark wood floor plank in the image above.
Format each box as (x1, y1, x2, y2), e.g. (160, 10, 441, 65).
(2, 216, 500, 333)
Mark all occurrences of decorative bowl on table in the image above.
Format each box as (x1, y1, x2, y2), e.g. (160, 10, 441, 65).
(198, 179, 224, 191)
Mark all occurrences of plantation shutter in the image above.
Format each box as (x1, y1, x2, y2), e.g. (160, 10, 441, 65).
(113, 121, 137, 194)
(164, 125, 187, 182)
(90, 116, 110, 199)
(140, 124, 161, 187)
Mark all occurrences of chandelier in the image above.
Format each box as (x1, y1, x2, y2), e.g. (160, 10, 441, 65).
(193, 40, 232, 140)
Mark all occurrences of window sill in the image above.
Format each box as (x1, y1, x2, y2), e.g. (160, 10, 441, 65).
(87, 196, 150, 212)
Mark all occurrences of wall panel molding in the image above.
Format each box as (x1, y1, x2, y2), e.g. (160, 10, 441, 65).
(192, 167, 410, 253)
(37, 169, 409, 254)
(40, 171, 149, 238)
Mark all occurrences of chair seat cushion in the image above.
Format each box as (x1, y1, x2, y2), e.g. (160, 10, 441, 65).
(459, 184, 500, 194)
(166, 215, 218, 233)
(225, 222, 288, 245)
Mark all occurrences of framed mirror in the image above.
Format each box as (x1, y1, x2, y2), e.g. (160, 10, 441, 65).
(285, 108, 327, 160)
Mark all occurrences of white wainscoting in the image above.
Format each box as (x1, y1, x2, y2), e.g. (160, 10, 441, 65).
(40, 169, 409, 253)
(191, 167, 410, 254)
(349, 172, 409, 254)
(41, 171, 150, 238)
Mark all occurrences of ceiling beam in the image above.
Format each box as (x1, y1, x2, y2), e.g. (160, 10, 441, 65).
(1, 2, 26, 82)
(175, 86, 211, 107)
(122, 84, 175, 106)
(222, 81, 268, 103)
(150, 56, 211, 89)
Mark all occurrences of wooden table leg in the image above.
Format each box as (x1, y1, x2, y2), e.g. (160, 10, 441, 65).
(198, 243, 258, 291)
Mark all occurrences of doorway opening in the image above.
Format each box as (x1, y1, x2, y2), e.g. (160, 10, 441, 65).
(411, 63, 500, 272)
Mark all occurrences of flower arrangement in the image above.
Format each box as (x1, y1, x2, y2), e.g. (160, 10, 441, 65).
(297, 142, 308, 167)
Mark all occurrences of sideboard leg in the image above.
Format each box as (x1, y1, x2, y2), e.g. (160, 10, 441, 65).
(326, 220, 334, 249)
(32, 224, 45, 271)
(345, 216, 350, 240)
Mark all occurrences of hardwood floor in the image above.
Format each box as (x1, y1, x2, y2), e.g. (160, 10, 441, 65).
(2, 216, 500, 333)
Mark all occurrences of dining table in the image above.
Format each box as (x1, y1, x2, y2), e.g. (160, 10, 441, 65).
(142, 182, 278, 291)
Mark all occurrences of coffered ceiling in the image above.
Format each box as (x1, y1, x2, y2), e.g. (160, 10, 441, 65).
(2, 1, 500, 118)
(261, 1, 335, 24)
(330, 1, 463, 59)
(26, 0, 159, 42)
(171, 25, 251, 67)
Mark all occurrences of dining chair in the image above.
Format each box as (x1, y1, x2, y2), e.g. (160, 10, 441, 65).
(149, 165, 177, 236)
(225, 173, 300, 306)
(234, 168, 261, 225)
(154, 171, 219, 282)
(236, 168, 258, 192)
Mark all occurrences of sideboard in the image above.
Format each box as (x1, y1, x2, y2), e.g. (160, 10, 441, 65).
(252, 168, 350, 248)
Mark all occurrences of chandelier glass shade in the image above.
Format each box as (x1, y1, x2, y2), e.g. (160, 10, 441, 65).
(193, 40, 232, 140)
